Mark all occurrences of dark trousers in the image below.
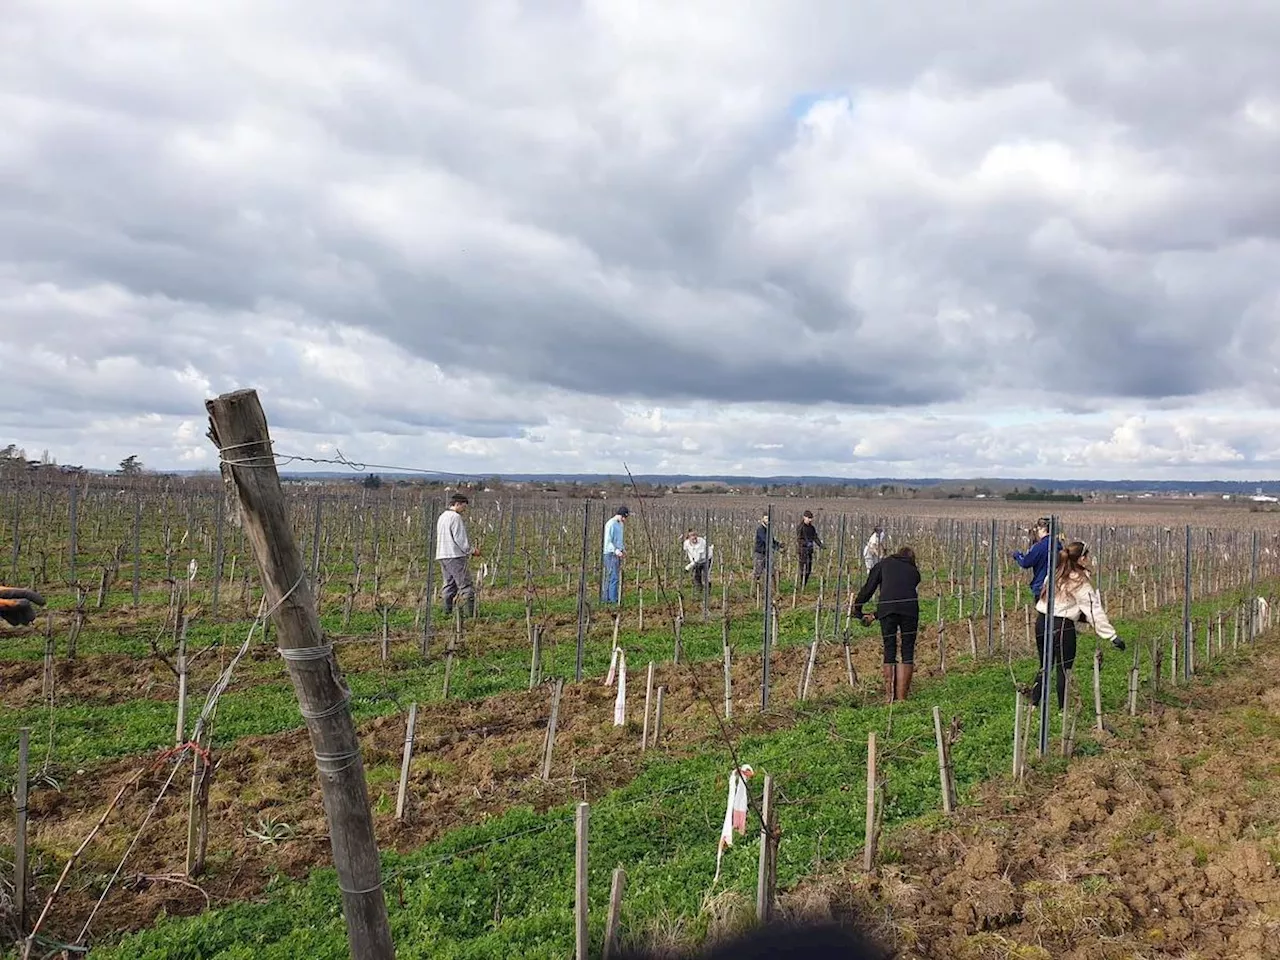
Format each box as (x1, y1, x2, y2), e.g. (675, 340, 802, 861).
(691, 560, 709, 591)
(1033, 612, 1078, 709)
(879, 612, 918, 664)
(798, 547, 815, 587)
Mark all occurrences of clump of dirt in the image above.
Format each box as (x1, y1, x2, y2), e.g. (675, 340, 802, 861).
(792, 638, 1280, 959)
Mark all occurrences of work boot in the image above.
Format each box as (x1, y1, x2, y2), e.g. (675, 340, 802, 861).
(894, 663, 914, 701)
(882, 664, 896, 703)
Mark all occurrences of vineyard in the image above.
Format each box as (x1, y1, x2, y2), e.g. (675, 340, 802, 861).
(3, 452, 1280, 958)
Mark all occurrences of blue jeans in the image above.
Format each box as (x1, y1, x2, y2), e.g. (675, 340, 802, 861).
(602, 553, 621, 603)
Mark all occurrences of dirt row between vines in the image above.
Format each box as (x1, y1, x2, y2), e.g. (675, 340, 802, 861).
(777, 635, 1280, 959)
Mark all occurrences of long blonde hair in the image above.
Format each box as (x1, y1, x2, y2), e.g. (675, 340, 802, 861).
(1040, 541, 1091, 600)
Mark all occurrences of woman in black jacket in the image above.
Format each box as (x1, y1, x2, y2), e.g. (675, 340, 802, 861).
(852, 547, 921, 702)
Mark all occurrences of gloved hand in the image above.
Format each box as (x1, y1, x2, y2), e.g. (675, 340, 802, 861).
(1110, 636, 1126, 652)
(0, 587, 45, 626)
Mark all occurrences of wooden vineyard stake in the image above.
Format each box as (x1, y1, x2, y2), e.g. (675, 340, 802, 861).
(611, 612, 620, 652)
(937, 622, 947, 674)
(932, 706, 955, 814)
(15, 727, 29, 934)
(186, 711, 214, 878)
(844, 641, 856, 687)
(1061, 671, 1077, 758)
(722, 643, 732, 719)
(1093, 649, 1104, 731)
(755, 774, 776, 923)
(1128, 641, 1140, 716)
(967, 618, 977, 658)
(641, 662, 655, 750)
(801, 640, 819, 700)
(41, 612, 54, 700)
(863, 733, 878, 871)
(175, 615, 189, 745)
(673, 615, 683, 664)
(575, 803, 589, 960)
(529, 625, 543, 689)
(541, 679, 563, 780)
(651, 686, 666, 747)
(206, 388, 394, 959)
(1018, 699, 1033, 782)
(442, 634, 457, 700)
(395, 703, 417, 821)
(603, 866, 626, 960)
(1012, 691, 1024, 779)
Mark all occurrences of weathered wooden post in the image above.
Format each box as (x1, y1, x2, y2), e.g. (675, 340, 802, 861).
(205, 389, 394, 960)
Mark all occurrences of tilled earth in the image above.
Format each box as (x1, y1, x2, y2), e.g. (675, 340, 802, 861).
(785, 638, 1280, 959)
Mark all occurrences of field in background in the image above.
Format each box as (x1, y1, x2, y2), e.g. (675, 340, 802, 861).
(1, 474, 1278, 958)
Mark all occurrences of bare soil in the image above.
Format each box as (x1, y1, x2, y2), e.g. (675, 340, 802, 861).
(783, 637, 1280, 959)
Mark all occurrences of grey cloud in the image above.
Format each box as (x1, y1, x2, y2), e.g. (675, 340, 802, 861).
(2, 0, 1280, 475)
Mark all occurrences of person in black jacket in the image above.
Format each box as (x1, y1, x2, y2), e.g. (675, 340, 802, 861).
(852, 546, 921, 702)
(796, 510, 824, 589)
(752, 513, 781, 589)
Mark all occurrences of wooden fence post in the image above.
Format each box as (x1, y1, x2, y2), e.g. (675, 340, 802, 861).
(542, 679, 563, 780)
(932, 706, 954, 814)
(641, 663, 654, 750)
(864, 732, 878, 871)
(575, 803, 589, 960)
(205, 388, 394, 960)
(395, 703, 417, 821)
(603, 866, 626, 959)
(15, 727, 29, 934)
(755, 774, 775, 923)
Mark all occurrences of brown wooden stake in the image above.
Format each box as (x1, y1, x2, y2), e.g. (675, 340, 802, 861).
(863, 732, 878, 872)
(932, 706, 954, 814)
(1012, 691, 1024, 779)
(205, 388, 394, 960)
(844, 641, 856, 687)
(801, 639, 819, 700)
(529, 624, 543, 689)
(575, 802, 589, 960)
(541, 679, 563, 780)
(1093, 649, 1104, 732)
(603, 866, 626, 960)
(651, 686, 666, 747)
(395, 703, 417, 821)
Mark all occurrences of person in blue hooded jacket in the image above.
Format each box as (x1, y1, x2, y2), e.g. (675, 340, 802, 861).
(1012, 518, 1064, 600)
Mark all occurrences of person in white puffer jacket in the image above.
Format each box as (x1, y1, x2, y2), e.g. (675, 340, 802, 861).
(1032, 540, 1125, 710)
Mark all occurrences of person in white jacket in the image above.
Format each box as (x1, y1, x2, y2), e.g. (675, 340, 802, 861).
(682, 528, 712, 591)
(1032, 540, 1124, 710)
(863, 527, 886, 572)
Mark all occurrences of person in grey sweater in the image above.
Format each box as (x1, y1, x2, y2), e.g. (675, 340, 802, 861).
(435, 493, 481, 617)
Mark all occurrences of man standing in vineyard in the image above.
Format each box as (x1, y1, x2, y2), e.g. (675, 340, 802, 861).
(602, 505, 629, 604)
(796, 510, 824, 588)
(436, 493, 481, 618)
(753, 513, 781, 589)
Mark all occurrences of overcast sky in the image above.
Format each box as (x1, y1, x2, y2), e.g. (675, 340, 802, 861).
(3, 1, 1279, 480)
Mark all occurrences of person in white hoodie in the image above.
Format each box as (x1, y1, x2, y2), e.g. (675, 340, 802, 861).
(1032, 540, 1124, 710)
(682, 528, 712, 590)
